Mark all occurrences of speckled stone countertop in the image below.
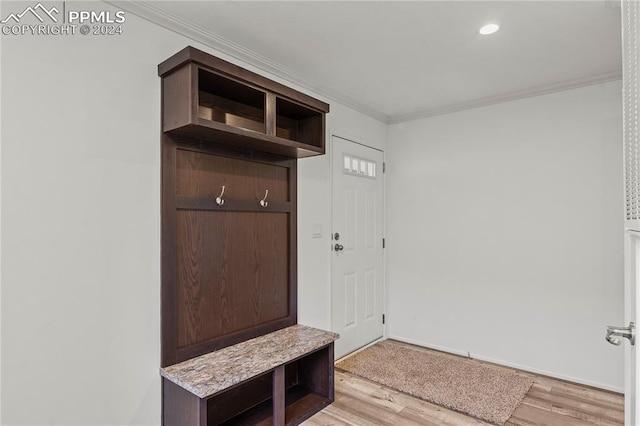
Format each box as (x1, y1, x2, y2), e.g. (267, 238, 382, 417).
(160, 324, 339, 399)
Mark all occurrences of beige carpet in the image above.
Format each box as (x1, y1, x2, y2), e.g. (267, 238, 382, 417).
(336, 340, 534, 425)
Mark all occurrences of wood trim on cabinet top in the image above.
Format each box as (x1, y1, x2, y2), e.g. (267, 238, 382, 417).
(158, 46, 330, 114)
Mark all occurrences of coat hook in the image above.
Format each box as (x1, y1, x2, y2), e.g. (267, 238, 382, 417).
(215, 185, 225, 206)
(260, 189, 269, 207)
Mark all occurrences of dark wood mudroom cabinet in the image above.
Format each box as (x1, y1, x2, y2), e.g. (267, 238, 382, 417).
(159, 46, 336, 426)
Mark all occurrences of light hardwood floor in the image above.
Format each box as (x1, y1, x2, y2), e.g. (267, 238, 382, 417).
(304, 343, 624, 426)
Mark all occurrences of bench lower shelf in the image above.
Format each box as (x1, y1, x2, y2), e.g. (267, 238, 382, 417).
(220, 386, 330, 426)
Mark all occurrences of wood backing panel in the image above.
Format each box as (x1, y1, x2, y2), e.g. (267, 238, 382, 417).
(198, 91, 266, 133)
(297, 346, 331, 397)
(161, 135, 179, 367)
(175, 149, 289, 202)
(266, 92, 277, 137)
(297, 115, 323, 148)
(219, 400, 273, 426)
(276, 115, 299, 141)
(175, 317, 296, 362)
(176, 211, 289, 348)
(163, 379, 206, 426)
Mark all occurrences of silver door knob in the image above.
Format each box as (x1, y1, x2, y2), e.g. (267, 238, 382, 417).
(334, 243, 344, 251)
(606, 322, 635, 346)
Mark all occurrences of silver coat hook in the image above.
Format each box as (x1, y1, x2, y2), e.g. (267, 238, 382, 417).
(260, 189, 269, 207)
(215, 185, 225, 206)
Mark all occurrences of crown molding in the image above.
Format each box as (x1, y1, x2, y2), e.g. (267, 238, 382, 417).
(106, 1, 621, 126)
(104, 0, 390, 124)
(388, 71, 623, 124)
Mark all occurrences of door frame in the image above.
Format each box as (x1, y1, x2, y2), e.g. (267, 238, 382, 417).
(329, 130, 387, 355)
(622, 2, 640, 423)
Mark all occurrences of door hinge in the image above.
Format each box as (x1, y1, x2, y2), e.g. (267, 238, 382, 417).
(382, 238, 385, 248)
(382, 314, 386, 324)
(383, 162, 386, 173)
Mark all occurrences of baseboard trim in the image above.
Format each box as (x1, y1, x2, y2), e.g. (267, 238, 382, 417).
(388, 334, 624, 394)
(335, 336, 386, 364)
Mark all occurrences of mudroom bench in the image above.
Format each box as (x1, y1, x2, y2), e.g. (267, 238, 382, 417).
(161, 324, 338, 426)
(159, 46, 336, 426)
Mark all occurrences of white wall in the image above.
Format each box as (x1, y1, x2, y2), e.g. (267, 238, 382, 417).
(387, 81, 625, 391)
(1, 2, 624, 424)
(0, 3, 386, 424)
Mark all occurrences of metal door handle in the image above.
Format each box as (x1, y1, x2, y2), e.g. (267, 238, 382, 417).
(606, 322, 635, 346)
(334, 244, 344, 251)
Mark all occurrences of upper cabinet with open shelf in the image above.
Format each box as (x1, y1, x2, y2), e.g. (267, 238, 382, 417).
(159, 47, 329, 158)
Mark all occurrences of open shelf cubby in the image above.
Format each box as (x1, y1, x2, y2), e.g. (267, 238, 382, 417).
(198, 68, 266, 134)
(213, 345, 333, 426)
(208, 362, 320, 426)
(159, 46, 329, 158)
(276, 97, 323, 147)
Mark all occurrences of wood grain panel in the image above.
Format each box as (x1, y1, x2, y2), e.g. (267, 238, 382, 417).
(265, 92, 277, 137)
(176, 149, 289, 202)
(162, 64, 195, 132)
(273, 366, 286, 425)
(176, 210, 289, 348)
(163, 379, 206, 426)
(296, 345, 331, 397)
(198, 91, 265, 133)
(161, 135, 179, 367)
(298, 115, 323, 148)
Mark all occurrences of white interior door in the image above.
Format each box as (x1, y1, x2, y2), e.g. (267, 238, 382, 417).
(331, 136, 384, 358)
(623, 232, 639, 426)
(621, 2, 640, 423)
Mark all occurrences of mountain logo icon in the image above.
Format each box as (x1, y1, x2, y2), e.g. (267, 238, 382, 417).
(1, 3, 59, 24)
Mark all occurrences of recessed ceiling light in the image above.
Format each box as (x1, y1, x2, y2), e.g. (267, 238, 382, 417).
(479, 23, 500, 35)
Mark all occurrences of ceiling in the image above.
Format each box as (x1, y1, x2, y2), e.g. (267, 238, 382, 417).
(124, 1, 622, 123)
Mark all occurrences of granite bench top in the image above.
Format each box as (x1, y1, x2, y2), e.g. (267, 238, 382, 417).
(160, 324, 339, 399)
